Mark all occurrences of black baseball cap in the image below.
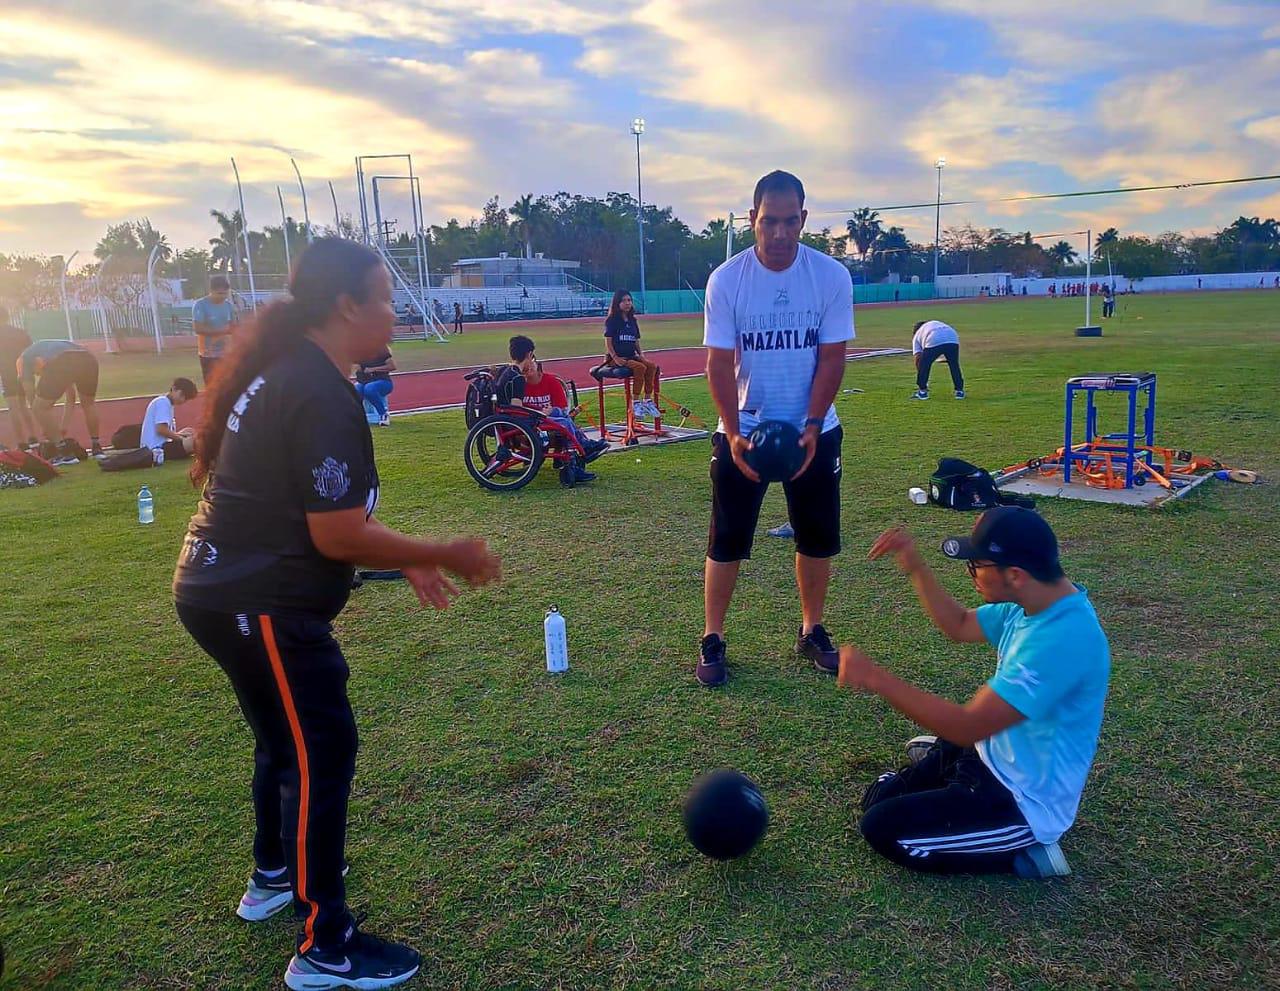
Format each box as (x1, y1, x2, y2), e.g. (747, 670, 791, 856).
(941, 506, 1060, 574)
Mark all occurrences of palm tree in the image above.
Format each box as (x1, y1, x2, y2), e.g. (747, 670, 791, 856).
(1047, 240, 1078, 272)
(509, 194, 551, 259)
(872, 226, 911, 273)
(209, 209, 244, 274)
(845, 208, 883, 269)
(1094, 227, 1119, 261)
(133, 218, 172, 264)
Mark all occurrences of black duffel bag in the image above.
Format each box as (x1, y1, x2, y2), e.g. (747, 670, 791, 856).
(929, 457, 1034, 510)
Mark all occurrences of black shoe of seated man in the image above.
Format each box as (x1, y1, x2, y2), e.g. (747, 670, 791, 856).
(583, 439, 610, 464)
(574, 465, 596, 483)
(697, 633, 728, 687)
(796, 624, 839, 673)
(284, 918, 421, 990)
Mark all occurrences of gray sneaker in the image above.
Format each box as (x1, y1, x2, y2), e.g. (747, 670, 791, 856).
(905, 735, 938, 765)
(1012, 841, 1072, 879)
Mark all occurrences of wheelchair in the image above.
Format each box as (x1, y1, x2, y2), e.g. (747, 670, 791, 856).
(462, 367, 596, 492)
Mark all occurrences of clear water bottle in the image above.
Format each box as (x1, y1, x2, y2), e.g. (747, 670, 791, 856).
(544, 606, 568, 673)
(138, 485, 154, 525)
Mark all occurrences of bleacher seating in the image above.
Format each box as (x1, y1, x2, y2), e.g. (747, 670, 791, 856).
(393, 286, 608, 324)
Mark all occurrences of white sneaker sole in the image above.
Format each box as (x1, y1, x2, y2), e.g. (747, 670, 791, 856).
(236, 887, 292, 921)
(285, 959, 420, 990)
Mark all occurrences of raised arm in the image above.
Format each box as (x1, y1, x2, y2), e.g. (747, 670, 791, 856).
(868, 527, 985, 643)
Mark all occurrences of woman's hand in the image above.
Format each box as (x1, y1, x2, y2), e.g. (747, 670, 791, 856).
(403, 566, 460, 610)
(441, 538, 502, 587)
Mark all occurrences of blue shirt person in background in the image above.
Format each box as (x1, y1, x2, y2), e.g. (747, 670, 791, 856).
(837, 507, 1110, 879)
(193, 274, 236, 384)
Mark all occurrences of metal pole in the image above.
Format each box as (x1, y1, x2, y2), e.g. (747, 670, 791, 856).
(355, 156, 369, 244)
(933, 161, 944, 287)
(290, 157, 312, 242)
(146, 244, 163, 353)
(634, 131, 646, 307)
(372, 179, 385, 245)
(231, 157, 257, 310)
(329, 181, 341, 232)
(277, 186, 292, 276)
(410, 175, 429, 315)
(59, 250, 79, 341)
(1085, 228, 1092, 326)
(726, 212, 734, 262)
(94, 254, 115, 353)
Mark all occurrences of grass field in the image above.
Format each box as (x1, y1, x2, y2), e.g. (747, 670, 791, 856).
(2, 293, 1278, 990)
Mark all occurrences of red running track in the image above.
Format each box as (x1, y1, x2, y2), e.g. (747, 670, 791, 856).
(1, 345, 903, 447)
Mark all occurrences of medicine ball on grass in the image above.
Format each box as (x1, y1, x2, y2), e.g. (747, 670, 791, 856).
(745, 420, 805, 482)
(682, 769, 769, 860)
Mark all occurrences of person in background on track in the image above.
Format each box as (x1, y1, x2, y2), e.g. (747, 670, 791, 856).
(193, 275, 237, 384)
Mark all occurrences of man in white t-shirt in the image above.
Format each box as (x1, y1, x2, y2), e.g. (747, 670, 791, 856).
(697, 170, 854, 687)
(910, 319, 964, 400)
(140, 377, 198, 461)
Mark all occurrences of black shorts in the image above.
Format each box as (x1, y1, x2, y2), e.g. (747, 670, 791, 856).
(35, 349, 98, 402)
(707, 425, 843, 562)
(161, 438, 190, 461)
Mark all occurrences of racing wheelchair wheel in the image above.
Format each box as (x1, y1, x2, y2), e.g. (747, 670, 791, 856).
(464, 414, 545, 491)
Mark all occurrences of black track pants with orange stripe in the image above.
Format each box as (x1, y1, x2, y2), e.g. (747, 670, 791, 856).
(177, 603, 356, 952)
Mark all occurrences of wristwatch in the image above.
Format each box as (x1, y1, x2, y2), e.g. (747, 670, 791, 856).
(804, 417, 824, 430)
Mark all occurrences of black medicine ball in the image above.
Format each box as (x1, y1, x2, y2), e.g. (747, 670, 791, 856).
(744, 420, 805, 482)
(682, 769, 769, 860)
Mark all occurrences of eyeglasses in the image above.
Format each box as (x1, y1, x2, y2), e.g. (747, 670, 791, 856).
(966, 560, 1001, 578)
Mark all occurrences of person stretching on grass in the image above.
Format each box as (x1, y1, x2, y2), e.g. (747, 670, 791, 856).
(838, 507, 1110, 878)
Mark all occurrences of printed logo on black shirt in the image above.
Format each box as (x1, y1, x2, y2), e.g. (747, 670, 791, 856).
(312, 457, 351, 501)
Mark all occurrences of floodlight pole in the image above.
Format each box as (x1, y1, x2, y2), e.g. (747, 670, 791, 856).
(726, 212, 734, 261)
(59, 250, 79, 342)
(290, 157, 313, 242)
(146, 243, 164, 353)
(329, 181, 341, 232)
(277, 186, 292, 276)
(632, 117, 646, 309)
(933, 158, 945, 289)
(231, 157, 257, 310)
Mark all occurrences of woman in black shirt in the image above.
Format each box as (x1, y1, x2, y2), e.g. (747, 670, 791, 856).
(175, 238, 500, 990)
(604, 289, 659, 418)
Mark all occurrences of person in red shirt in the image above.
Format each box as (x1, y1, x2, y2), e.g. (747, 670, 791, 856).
(496, 335, 609, 481)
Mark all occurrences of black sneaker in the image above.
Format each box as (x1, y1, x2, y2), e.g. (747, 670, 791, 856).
(583, 439, 610, 463)
(697, 634, 728, 687)
(285, 919, 420, 990)
(238, 862, 349, 922)
(797, 624, 839, 673)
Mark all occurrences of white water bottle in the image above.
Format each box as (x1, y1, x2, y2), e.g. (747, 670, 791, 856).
(138, 485, 154, 524)
(544, 606, 568, 673)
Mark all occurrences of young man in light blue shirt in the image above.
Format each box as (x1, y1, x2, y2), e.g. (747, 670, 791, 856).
(838, 507, 1110, 878)
(192, 275, 236, 384)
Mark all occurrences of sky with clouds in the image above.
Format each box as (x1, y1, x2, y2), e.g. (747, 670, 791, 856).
(2, 0, 1278, 265)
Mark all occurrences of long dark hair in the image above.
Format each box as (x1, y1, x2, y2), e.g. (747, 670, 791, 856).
(607, 289, 635, 323)
(190, 237, 383, 486)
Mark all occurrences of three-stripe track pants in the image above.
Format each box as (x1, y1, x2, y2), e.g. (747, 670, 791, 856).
(177, 603, 355, 951)
(859, 739, 1036, 874)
